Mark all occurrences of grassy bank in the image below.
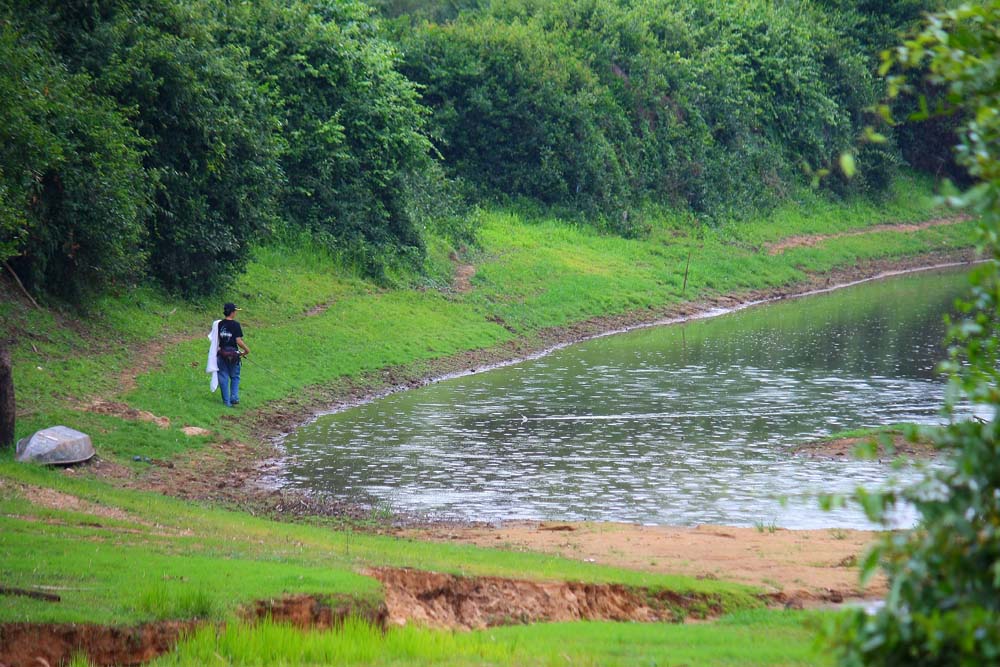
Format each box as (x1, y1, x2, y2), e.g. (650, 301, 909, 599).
(0, 461, 760, 626)
(0, 174, 977, 663)
(3, 174, 976, 454)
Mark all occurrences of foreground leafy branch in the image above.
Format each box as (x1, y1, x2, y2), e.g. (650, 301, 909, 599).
(829, 3, 1000, 665)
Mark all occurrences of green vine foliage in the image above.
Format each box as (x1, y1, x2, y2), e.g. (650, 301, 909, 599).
(827, 3, 1000, 665)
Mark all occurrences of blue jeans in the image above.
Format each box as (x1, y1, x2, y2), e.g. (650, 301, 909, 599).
(218, 356, 241, 406)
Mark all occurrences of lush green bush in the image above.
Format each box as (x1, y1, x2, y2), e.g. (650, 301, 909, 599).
(399, 16, 635, 230)
(37, 0, 284, 296)
(827, 3, 1000, 664)
(0, 0, 961, 303)
(400, 0, 907, 225)
(2, 0, 450, 296)
(218, 0, 438, 277)
(0, 21, 147, 301)
(373, 0, 484, 22)
(814, 0, 939, 55)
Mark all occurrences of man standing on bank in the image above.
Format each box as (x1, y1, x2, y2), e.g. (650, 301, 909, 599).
(216, 302, 250, 407)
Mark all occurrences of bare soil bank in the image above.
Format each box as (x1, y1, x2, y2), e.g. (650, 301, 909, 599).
(1, 592, 384, 667)
(399, 522, 884, 606)
(1, 568, 738, 666)
(793, 432, 937, 460)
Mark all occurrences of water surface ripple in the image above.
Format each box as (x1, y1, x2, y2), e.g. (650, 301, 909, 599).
(279, 268, 973, 528)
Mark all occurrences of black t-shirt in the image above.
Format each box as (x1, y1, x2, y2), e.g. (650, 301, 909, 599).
(218, 319, 243, 350)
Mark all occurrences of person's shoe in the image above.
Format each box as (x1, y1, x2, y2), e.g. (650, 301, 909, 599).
(232, 400, 239, 405)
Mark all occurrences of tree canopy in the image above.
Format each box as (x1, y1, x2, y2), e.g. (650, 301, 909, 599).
(0, 0, 951, 301)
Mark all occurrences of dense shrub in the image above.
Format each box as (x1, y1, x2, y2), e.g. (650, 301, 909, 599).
(0, 0, 958, 302)
(38, 0, 284, 296)
(0, 22, 147, 301)
(372, 0, 484, 22)
(399, 17, 634, 229)
(401, 0, 899, 223)
(218, 0, 435, 277)
(3, 0, 443, 296)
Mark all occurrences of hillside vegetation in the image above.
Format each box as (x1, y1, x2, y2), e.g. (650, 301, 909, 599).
(1, 0, 954, 304)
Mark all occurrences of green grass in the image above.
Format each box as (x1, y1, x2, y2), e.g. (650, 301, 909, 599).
(0, 461, 759, 625)
(143, 611, 830, 667)
(0, 173, 977, 663)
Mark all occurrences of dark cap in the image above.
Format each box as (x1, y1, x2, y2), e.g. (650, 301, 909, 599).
(223, 302, 241, 316)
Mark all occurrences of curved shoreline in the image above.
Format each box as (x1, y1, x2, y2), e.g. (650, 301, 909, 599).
(262, 251, 979, 442)
(126, 249, 978, 516)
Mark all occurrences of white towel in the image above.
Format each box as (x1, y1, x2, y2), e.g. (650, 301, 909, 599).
(206, 319, 220, 392)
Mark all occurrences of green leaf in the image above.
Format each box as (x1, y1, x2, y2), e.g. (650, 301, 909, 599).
(859, 545, 882, 587)
(839, 152, 857, 178)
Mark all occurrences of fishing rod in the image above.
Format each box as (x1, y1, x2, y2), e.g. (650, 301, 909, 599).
(238, 352, 284, 382)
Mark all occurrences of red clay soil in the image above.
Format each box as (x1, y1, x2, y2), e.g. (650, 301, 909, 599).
(0, 621, 201, 667)
(0, 594, 385, 667)
(240, 593, 386, 630)
(368, 567, 721, 630)
(1, 569, 727, 665)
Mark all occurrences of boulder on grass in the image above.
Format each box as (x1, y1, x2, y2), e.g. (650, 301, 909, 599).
(15, 426, 95, 465)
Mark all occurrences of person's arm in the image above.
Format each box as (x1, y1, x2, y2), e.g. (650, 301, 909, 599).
(236, 337, 250, 355)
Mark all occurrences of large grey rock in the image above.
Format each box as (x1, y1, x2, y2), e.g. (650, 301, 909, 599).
(15, 426, 95, 465)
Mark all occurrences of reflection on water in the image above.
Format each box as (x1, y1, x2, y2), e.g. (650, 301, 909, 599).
(279, 267, 973, 528)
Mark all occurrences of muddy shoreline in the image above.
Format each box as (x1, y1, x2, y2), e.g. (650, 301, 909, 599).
(117, 248, 977, 522)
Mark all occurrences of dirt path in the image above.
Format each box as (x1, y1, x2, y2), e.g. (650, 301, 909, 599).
(765, 216, 968, 254)
(400, 521, 883, 605)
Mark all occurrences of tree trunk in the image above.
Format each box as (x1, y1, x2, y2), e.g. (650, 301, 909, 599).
(0, 342, 13, 450)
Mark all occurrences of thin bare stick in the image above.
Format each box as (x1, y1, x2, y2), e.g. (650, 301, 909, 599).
(0, 586, 61, 602)
(682, 249, 692, 294)
(2, 260, 40, 310)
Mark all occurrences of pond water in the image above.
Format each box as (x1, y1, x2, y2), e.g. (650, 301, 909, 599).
(278, 267, 975, 529)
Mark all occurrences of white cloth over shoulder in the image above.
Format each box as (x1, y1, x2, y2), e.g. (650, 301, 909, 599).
(206, 319, 220, 393)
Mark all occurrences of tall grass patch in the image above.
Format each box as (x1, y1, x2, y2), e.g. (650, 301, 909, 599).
(149, 612, 829, 666)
